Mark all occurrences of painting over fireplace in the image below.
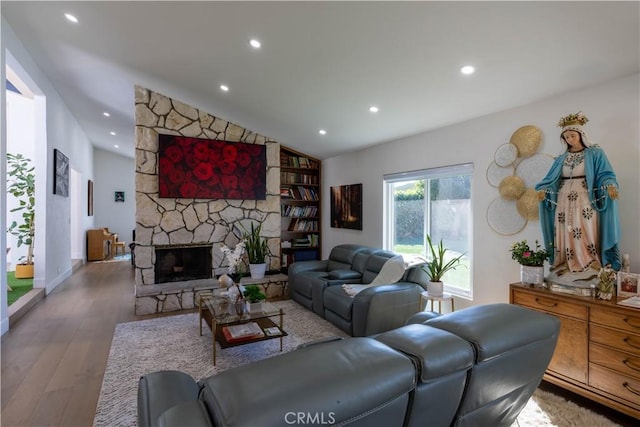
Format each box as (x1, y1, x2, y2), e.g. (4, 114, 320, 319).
(158, 134, 267, 200)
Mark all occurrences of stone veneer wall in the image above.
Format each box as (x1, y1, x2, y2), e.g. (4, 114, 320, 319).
(134, 86, 281, 314)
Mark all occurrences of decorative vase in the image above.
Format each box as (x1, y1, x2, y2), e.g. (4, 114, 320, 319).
(427, 281, 444, 297)
(249, 263, 267, 279)
(15, 264, 34, 279)
(521, 265, 544, 285)
(246, 301, 264, 313)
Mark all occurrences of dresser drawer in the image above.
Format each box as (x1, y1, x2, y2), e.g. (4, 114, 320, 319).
(590, 343, 640, 380)
(512, 291, 587, 320)
(591, 324, 640, 355)
(591, 308, 640, 334)
(589, 363, 640, 409)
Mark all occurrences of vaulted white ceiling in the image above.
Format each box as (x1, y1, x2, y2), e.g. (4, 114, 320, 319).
(3, 1, 639, 160)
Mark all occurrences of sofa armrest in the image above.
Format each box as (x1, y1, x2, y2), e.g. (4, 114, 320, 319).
(328, 269, 362, 281)
(138, 370, 200, 427)
(352, 283, 423, 336)
(157, 401, 213, 427)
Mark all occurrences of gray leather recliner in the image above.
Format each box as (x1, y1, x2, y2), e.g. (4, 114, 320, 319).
(138, 303, 560, 427)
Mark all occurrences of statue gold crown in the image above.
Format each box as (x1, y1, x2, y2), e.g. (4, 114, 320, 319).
(558, 112, 589, 128)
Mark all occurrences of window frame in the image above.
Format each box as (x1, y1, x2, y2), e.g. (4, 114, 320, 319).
(383, 163, 473, 299)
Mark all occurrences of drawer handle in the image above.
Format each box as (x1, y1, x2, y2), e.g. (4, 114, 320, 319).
(535, 298, 558, 308)
(623, 382, 640, 397)
(623, 337, 640, 350)
(623, 359, 640, 372)
(623, 317, 640, 329)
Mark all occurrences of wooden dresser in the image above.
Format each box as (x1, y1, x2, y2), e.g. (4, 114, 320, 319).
(510, 283, 640, 419)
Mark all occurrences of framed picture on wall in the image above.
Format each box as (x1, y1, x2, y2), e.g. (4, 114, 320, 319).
(330, 183, 363, 230)
(115, 191, 125, 202)
(53, 148, 69, 197)
(88, 180, 94, 216)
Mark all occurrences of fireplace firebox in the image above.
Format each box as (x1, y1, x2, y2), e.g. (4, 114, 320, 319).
(155, 244, 213, 284)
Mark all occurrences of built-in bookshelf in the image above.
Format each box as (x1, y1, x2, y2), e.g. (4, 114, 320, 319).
(280, 145, 321, 272)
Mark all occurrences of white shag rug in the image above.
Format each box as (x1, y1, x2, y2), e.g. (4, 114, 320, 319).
(93, 300, 620, 427)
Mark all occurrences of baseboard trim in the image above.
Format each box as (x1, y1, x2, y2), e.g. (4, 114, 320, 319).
(8, 288, 45, 327)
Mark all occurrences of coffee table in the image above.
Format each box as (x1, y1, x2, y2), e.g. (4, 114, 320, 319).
(197, 290, 286, 365)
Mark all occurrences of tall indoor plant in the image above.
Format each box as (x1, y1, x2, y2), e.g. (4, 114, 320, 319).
(7, 153, 36, 278)
(421, 235, 465, 297)
(240, 221, 269, 279)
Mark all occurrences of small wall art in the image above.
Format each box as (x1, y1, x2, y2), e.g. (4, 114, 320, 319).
(115, 191, 125, 202)
(53, 148, 69, 197)
(617, 272, 639, 298)
(330, 183, 362, 230)
(88, 180, 94, 216)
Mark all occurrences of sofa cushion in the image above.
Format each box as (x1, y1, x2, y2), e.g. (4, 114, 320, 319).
(326, 244, 370, 271)
(375, 324, 473, 382)
(199, 338, 416, 427)
(293, 271, 329, 298)
(362, 251, 399, 283)
(328, 269, 362, 280)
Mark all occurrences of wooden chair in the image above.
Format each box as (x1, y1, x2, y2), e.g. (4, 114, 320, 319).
(113, 241, 126, 256)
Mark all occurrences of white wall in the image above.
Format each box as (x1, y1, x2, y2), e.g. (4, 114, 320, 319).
(1, 23, 8, 334)
(323, 74, 640, 309)
(2, 17, 95, 306)
(94, 148, 135, 246)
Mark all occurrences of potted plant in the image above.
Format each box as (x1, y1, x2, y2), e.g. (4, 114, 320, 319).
(421, 235, 465, 297)
(510, 240, 548, 285)
(7, 153, 35, 279)
(243, 284, 266, 312)
(239, 221, 269, 279)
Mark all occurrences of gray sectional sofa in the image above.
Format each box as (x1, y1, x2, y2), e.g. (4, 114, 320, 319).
(138, 303, 560, 427)
(288, 244, 429, 336)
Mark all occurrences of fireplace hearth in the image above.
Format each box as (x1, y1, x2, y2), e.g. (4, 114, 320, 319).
(155, 244, 213, 284)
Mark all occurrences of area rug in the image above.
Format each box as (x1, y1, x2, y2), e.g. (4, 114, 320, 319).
(93, 253, 131, 263)
(93, 300, 620, 427)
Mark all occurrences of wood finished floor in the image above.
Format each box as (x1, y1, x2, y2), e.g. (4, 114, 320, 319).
(1, 260, 638, 426)
(1, 260, 184, 427)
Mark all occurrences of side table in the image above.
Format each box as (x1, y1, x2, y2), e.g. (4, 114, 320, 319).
(421, 291, 455, 313)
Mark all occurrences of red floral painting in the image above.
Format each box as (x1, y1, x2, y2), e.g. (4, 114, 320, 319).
(158, 135, 266, 199)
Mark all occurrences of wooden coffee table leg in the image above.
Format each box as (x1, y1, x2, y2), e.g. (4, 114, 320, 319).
(212, 319, 218, 365)
(279, 308, 283, 352)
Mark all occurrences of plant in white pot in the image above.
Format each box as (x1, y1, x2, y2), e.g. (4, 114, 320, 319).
(243, 284, 266, 313)
(240, 221, 269, 279)
(7, 153, 35, 279)
(421, 235, 465, 297)
(510, 240, 548, 285)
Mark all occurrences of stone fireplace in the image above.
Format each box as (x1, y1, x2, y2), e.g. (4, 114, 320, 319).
(154, 243, 213, 284)
(133, 86, 281, 315)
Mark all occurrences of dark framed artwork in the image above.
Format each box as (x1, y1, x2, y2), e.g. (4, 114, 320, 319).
(330, 183, 363, 230)
(88, 180, 94, 216)
(157, 134, 267, 200)
(115, 191, 125, 202)
(53, 149, 69, 196)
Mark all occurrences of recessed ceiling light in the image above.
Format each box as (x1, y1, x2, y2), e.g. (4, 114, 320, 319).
(64, 13, 78, 23)
(110, 131, 116, 136)
(103, 112, 110, 117)
(318, 129, 327, 135)
(460, 65, 475, 75)
(114, 144, 119, 149)
(369, 106, 379, 113)
(249, 39, 261, 49)
(220, 84, 229, 92)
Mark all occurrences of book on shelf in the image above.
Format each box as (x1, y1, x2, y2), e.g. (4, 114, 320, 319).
(617, 295, 640, 308)
(222, 322, 265, 342)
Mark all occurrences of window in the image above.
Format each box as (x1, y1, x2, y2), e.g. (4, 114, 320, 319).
(384, 163, 473, 297)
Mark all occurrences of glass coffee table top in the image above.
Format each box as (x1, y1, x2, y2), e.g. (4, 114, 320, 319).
(200, 288, 281, 325)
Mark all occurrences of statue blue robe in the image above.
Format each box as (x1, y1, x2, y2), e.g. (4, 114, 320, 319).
(535, 146, 621, 270)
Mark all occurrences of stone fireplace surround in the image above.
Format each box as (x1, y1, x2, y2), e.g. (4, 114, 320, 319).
(134, 86, 281, 315)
